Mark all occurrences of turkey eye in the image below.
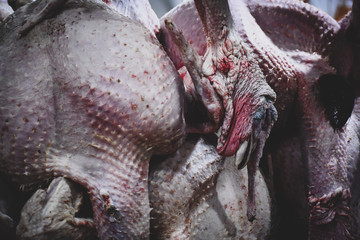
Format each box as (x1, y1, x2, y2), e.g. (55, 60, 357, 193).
(318, 74, 354, 130)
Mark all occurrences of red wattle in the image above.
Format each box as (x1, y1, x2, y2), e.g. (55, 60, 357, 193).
(217, 94, 253, 156)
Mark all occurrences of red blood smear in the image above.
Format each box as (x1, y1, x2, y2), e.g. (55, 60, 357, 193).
(218, 94, 253, 156)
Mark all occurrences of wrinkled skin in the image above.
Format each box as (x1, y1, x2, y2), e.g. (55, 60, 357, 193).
(242, 0, 360, 238)
(6, 0, 359, 239)
(159, 0, 277, 223)
(160, 0, 360, 239)
(0, 0, 185, 239)
(146, 0, 277, 238)
(149, 134, 271, 239)
(17, 177, 97, 240)
(0, 0, 277, 239)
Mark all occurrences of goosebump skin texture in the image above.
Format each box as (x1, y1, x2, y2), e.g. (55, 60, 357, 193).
(0, 0, 185, 239)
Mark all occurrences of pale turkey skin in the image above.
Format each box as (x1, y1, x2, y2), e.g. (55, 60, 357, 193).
(157, 0, 360, 238)
(0, 0, 185, 239)
(149, 135, 271, 240)
(16, 177, 98, 240)
(0, 0, 13, 22)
